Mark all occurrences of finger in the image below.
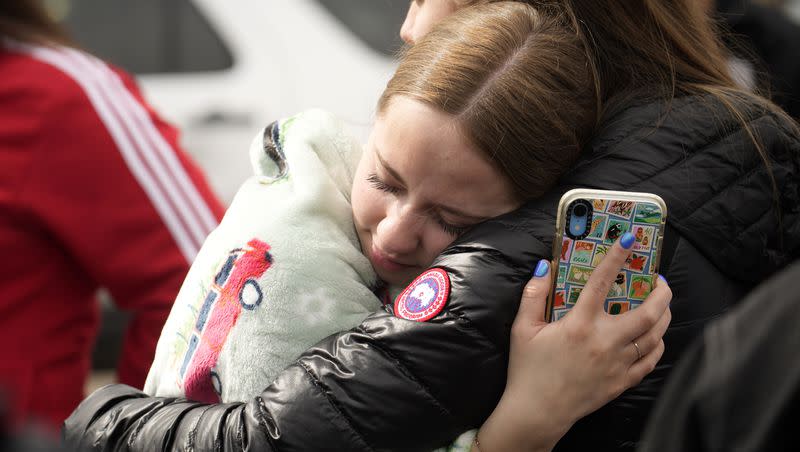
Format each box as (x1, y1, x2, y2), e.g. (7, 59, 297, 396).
(615, 274, 672, 344)
(515, 259, 552, 325)
(573, 232, 636, 317)
(628, 305, 671, 363)
(626, 339, 664, 387)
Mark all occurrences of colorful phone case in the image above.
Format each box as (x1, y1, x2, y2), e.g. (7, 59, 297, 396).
(547, 189, 667, 322)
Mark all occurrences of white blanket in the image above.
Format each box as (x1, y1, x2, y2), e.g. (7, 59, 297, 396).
(144, 109, 380, 403)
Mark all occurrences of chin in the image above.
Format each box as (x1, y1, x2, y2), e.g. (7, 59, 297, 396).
(374, 267, 418, 288)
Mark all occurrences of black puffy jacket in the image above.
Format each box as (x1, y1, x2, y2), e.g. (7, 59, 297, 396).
(63, 95, 800, 451)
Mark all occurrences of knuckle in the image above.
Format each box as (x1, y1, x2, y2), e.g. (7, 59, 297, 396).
(645, 355, 658, 374)
(647, 330, 662, 349)
(586, 344, 603, 362)
(522, 280, 544, 300)
(658, 312, 672, 336)
(641, 307, 659, 327)
(608, 242, 631, 264)
(654, 283, 673, 305)
(662, 281, 674, 299)
(633, 315, 650, 334)
(585, 282, 608, 301)
(655, 317, 669, 335)
(579, 282, 610, 309)
(564, 320, 591, 343)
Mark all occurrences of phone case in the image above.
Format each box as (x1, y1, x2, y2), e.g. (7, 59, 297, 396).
(547, 189, 667, 322)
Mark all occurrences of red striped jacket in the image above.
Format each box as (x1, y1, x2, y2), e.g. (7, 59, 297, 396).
(0, 41, 225, 431)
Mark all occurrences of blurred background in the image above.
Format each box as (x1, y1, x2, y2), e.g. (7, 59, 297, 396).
(37, 0, 408, 394)
(32, 0, 799, 395)
(45, 0, 408, 205)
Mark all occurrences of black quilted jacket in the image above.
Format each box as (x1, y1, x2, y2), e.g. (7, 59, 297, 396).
(63, 95, 800, 451)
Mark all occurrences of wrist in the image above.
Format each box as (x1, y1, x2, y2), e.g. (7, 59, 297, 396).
(476, 392, 572, 452)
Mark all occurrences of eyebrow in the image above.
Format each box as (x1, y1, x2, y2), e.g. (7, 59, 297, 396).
(374, 148, 490, 223)
(375, 148, 407, 186)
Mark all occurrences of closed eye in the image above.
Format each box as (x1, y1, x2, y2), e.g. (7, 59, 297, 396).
(368, 172, 470, 236)
(367, 173, 401, 195)
(435, 216, 470, 236)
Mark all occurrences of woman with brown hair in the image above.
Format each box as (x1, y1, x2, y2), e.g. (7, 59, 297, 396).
(0, 0, 225, 433)
(404, 0, 800, 450)
(64, 3, 674, 451)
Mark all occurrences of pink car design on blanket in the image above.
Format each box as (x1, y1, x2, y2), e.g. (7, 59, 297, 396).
(179, 238, 273, 403)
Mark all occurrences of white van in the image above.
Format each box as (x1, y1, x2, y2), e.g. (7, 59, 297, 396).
(53, 0, 405, 203)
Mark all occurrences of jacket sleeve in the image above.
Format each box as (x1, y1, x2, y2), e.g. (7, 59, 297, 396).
(63, 204, 553, 451)
(24, 62, 225, 388)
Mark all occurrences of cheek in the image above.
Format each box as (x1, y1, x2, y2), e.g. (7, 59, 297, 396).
(416, 2, 459, 39)
(351, 178, 384, 230)
(420, 228, 460, 265)
(413, 14, 436, 41)
(351, 155, 372, 226)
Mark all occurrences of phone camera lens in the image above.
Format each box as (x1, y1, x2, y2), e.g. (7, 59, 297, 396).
(573, 204, 588, 217)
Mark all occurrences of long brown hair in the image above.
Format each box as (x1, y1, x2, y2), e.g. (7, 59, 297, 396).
(0, 0, 73, 46)
(379, 2, 596, 200)
(461, 0, 784, 111)
(456, 0, 797, 236)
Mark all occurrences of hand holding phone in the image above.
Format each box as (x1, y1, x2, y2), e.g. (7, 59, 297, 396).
(547, 189, 667, 322)
(484, 235, 673, 451)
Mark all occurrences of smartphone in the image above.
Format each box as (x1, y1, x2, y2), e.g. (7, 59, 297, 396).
(546, 189, 667, 322)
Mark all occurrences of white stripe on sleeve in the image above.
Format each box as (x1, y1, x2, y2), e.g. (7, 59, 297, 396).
(64, 48, 216, 248)
(11, 42, 217, 262)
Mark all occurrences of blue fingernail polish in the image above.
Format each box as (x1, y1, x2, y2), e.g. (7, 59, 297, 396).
(534, 259, 549, 278)
(658, 274, 668, 285)
(620, 232, 635, 249)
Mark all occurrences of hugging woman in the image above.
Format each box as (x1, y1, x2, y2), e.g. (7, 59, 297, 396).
(65, 1, 799, 451)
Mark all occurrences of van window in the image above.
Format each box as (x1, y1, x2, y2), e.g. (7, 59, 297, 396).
(47, 0, 233, 74)
(315, 0, 408, 57)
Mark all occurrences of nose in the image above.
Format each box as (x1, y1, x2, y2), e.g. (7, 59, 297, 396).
(400, 3, 417, 44)
(375, 203, 423, 257)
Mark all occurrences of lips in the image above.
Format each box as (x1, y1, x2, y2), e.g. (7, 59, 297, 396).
(369, 246, 415, 273)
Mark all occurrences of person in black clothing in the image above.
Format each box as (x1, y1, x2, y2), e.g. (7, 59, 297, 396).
(639, 260, 800, 452)
(407, 1, 799, 449)
(64, 1, 799, 450)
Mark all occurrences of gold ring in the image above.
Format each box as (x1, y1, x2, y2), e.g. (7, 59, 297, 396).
(632, 341, 642, 361)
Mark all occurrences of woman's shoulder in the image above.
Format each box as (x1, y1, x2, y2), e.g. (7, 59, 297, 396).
(572, 92, 799, 200)
(3, 41, 99, 93)
(583, 93, 799, 179)
(561, 92, 799, 285)
(599, 93, 797, 144)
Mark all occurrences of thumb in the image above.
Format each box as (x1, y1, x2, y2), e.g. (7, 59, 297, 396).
(516, 259, 552, 325)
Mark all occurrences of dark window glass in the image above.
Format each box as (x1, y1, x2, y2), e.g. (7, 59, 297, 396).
(315, 0, 408, 57)
(54, 0, 233, 74)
